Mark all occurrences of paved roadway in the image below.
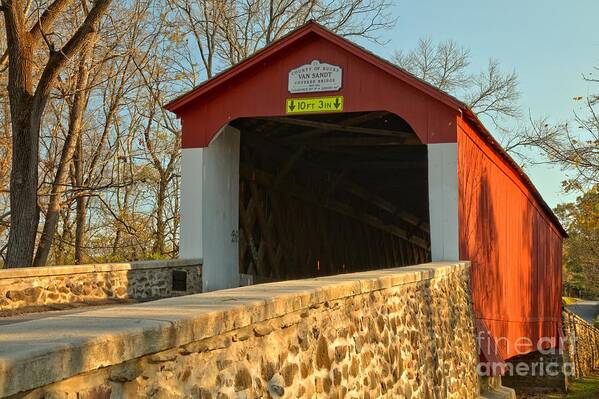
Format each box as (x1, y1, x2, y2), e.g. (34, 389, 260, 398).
(567, 300, 599, 324)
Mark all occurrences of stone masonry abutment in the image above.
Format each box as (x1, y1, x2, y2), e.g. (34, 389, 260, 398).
(0, 262, 480, 398)
(0, 259, 202, 312)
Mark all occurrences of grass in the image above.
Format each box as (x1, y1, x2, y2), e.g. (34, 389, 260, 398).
(519, 375, 599, 399)
(547, 375, 599, 399)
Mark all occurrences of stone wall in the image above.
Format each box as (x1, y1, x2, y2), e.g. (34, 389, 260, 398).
(563, 309, 599, 378)
(479, 376, 516, 399)
(501, 350, 568, 393)
(0, 259, 202, 311)
(0, 262, 481, 399)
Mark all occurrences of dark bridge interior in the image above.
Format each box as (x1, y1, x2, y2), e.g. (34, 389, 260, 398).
(230, 111, 431, 282)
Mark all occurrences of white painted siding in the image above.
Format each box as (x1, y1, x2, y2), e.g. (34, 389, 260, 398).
(428, 143, 459, 261)
(180, 147, 204, 259)
(180, 126, 240, 291)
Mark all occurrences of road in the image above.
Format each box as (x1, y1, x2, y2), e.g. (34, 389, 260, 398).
(567, 300, 599, 324)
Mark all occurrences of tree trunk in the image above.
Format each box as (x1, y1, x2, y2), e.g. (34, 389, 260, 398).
(153, 173, 167, 254)
(33, 43, 93, 266)
(6, 105, 39, 268)
(172, 173, 180, 256)
(3, 2, 37, 268)
(74, 196, 87, 264)
(74, 134, 87, 264)
(111, 173, 129, 259)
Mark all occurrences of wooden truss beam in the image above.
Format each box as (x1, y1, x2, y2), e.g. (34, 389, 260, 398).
(280, 112, 388, 141)
(258, 116, 415, 139)
(240, 163, 430, 250)
(305, 137, 412, 146)
(242, 135, 430, 234)
(314, 159, 427, 170)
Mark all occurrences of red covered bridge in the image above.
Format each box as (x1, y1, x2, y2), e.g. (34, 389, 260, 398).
(166, 22, 566, 365)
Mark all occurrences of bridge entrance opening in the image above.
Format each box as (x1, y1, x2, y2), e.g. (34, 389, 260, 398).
(230, 111, 431, 283)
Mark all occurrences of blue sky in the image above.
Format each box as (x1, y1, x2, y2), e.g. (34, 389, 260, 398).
(361, 0, 599, 207)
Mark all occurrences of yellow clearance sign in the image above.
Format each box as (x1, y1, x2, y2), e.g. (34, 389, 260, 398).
(286, 96, 344, 114)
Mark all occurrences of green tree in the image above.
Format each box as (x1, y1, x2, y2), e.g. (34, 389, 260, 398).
(555, 185, 599, 299)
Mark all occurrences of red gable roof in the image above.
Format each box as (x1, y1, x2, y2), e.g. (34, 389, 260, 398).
(166, 21, 464, 113)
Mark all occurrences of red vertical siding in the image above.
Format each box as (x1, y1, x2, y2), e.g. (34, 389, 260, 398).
(457, 117, 563, 360)
(169, 24, 460, 148)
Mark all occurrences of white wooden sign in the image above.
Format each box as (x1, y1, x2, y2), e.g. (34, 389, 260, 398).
(288, 60, 342, 93)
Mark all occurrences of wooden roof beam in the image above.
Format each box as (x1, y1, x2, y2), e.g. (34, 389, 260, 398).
(305, 137, 419, 146)
(279, 111, 388, 141)
(315, 159, 427, 170)
(257, 116, 415, 139)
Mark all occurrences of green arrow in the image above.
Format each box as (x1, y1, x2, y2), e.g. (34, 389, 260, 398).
(333, 98, 340, 109)
(289, 100, 296, 111)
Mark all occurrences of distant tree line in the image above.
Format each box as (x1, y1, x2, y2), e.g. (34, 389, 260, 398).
(556, 186, 599, 299)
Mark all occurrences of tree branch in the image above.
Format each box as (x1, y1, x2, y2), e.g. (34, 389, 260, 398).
(33, 0, 112, 102)
(0, 0, 73, 71)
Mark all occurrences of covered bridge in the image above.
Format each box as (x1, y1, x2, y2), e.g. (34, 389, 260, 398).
(166, 22, 566, 364)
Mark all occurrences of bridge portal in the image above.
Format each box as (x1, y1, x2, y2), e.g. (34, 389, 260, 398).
(166, 21, 566, 364)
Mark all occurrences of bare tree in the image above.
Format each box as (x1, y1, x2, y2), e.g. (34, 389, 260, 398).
(465, 59, 520, 124)
(1, 0, 113, 268)
(130, 6, 184, 256)
(0, 0, 398, 266)
(394, 39, 471, 93)
(508, 99, 599, 191)
(393, 38, 520, 129)
(34, 36, 96, 266)
(33, 0, 160, 265)
(169, 0, 395, 79)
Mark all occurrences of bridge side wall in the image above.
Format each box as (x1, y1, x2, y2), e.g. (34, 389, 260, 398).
(0, 262, 480, 398)
(457, 117, 563, 360)
(0, 259, 202, 312)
